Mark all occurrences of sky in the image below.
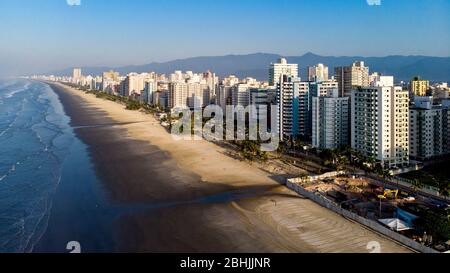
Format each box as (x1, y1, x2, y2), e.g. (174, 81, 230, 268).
(0, 0, 449, 76)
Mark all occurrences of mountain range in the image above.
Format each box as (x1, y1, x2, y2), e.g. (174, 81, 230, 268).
(49, 52, 450, 82)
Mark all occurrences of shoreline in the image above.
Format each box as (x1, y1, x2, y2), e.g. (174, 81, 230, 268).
(43, 81, 413, 253)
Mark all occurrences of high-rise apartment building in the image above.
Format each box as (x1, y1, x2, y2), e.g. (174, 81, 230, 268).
(308, 63, 329, 82)
(217, 85, 233, 110)
(250, 87, 271, 115)
(187, 83, 210, 108)
(312, 89, 349, 149)
(351, 86, 410, 168)
(335, 61, 370, 97)
(409, 97, 450, 160)
(410, 76, 429, 97)
(169, 82, 188, 108)
(141, 80, 157, 104)
(309, 80, 339, 97)
(102, 70, 120, 93)
(295, 81, 311, 138)
(370, 74, 394, 88)
(120, 73, 151, 97)
(250, 88, 275, 107)
(232, 84, 250, 107)
(269, 58, 298, 86)
(203, 70, 218, 104)
(276, 75, 309, 140)
(216, 75, 239, 110)
(72, 68, 82, 83)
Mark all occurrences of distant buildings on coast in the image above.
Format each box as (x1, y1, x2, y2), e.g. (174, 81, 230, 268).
(31, 57, 450, 169)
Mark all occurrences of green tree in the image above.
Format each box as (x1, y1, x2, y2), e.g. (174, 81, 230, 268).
(414, 209, 450, 244)
(438, 181, 450, 197)
(412, 179, 424, 193)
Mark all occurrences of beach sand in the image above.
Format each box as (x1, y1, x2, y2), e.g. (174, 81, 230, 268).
(49, 82, 412, 253)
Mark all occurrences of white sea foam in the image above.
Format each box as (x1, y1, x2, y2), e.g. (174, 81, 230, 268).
(0, 80, 76, 253)
(4, 83, 31, 99)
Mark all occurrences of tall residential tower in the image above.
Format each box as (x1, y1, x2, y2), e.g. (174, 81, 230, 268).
(269, 58, 298, 86)
(308, 63, 329, 82)
(351, 86, 410, 168)
(335, 61, 370, 97)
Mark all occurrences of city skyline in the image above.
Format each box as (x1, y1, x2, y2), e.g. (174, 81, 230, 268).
(0, 0, 449, 77)
(1, 0, 449, 257)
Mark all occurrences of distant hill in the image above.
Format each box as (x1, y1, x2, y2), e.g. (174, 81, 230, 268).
(49, 52, 450, 82)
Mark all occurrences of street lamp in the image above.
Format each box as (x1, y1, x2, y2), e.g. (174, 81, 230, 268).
(377, 195, 386, 218)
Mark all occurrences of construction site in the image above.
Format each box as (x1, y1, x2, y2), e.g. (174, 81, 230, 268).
(292, 173, 450, 252)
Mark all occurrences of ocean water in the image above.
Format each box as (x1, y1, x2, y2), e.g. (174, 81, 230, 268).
(0, 79, 113, 253)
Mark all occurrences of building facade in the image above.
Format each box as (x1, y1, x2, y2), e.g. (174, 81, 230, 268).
(276, 75, 309, 141)
(335, 61, 370, 97)
(351, 86, 410, 168)
(168, 82, 188, 108)
(72, 68, 82, 84)
(102, 70, 120, 93)
(269, 58, 298, 86)
(410, 97, 450, 160)
(308, 63, 329, 82)
(232, 84, 250, 107)
(410, 76, 429, 97)
(312, 91, 349, 149)
(141, 80, 157, 104)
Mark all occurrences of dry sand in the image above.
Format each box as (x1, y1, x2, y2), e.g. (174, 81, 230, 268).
(49, 82, 412, 253)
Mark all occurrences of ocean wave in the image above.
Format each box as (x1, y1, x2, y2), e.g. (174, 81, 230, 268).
(0, 96, 27, 137)
(25, 175, 60, 253)
(0, 163, 19, 183)
(0, 81, 20, 94)
(0, 80, 71, 253)
(3, 82, 31, 99)
(0, 157, 62, 252)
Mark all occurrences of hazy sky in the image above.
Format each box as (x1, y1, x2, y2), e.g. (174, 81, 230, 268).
(0, 0, 449, 76)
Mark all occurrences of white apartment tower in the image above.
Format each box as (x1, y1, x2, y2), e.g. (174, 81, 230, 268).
(295, 81, 311, 138)
(187, 83, 210, 108)
(232, 84, 250, 107)
(409, 97, 450, 159)
(335, 61, 370, 97)
(276, 75, 309, 140)
(141, 80, 157, 104)
(308, 63, 329, 82)
(309, 80, 339, 97)
(169, 82, 188, 108)
(102, 70, 120, 93)
(370, 74, 394, 88)
(216, 75, 239, 110)
(312, 90, 349, 149)
(72, 68, 82, 83)
(269, 58, 298, 86)
(351, 86, 410, 168)
(121, 73, 153, 97)
(249, 87, 273, 121)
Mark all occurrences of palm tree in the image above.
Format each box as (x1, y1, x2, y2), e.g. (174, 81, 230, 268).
(437, 180, 450, 198)
(336, 154, 350, 171)
(277, 142, 287, 157)
(412, 179, 424, 194)
(299, 173, 309, 185)
(382, 169, 393, 182)
(320, 149, 334, 167)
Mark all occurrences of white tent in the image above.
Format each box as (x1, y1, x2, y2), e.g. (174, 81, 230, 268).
(378, 218, 412, 232)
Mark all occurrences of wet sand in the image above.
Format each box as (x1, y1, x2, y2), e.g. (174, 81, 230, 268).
(47, 82, 413, 253)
